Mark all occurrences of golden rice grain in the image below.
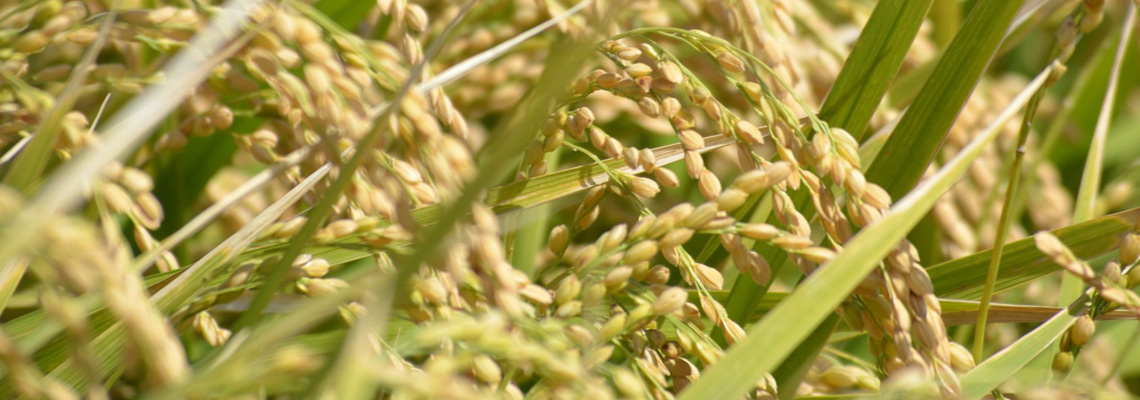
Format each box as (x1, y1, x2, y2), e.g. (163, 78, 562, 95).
(630, 176, 661, 198)
(653, 287, 688, 315)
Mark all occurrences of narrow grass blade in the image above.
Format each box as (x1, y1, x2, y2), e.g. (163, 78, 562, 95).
(940, 300, 1133, 326)
(973, 2, 1084, 359)
(1001, 32, 1111, 288)
(712, 291, 1132, 326)
(772, 314, 840, 400)
(929, 206, 1140, 300)
(958, 299, 1088, 399)
(676, 63, 1049, 400)
(865, 0, 1026, 199)
(886, 0, 1056, 108)
(817, 0, 933, 140)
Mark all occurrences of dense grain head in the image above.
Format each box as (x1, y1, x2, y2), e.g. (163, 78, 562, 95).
(1, 0, 1133, 398)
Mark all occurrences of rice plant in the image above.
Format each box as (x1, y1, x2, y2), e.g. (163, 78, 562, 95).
(1, 0, 1139, 398)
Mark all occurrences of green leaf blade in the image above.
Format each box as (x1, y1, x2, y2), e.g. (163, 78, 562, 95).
(865, 0, 1026, 199)
(959, 304, 1085, 399)
(817, 0, 934, 141)
(772, 314, 840, 400)
(930, 206, 1140, 300)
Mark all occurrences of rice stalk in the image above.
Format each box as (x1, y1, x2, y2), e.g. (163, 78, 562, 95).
(1072, 1, 1134, 243)
(973, 0, 1105, 362)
